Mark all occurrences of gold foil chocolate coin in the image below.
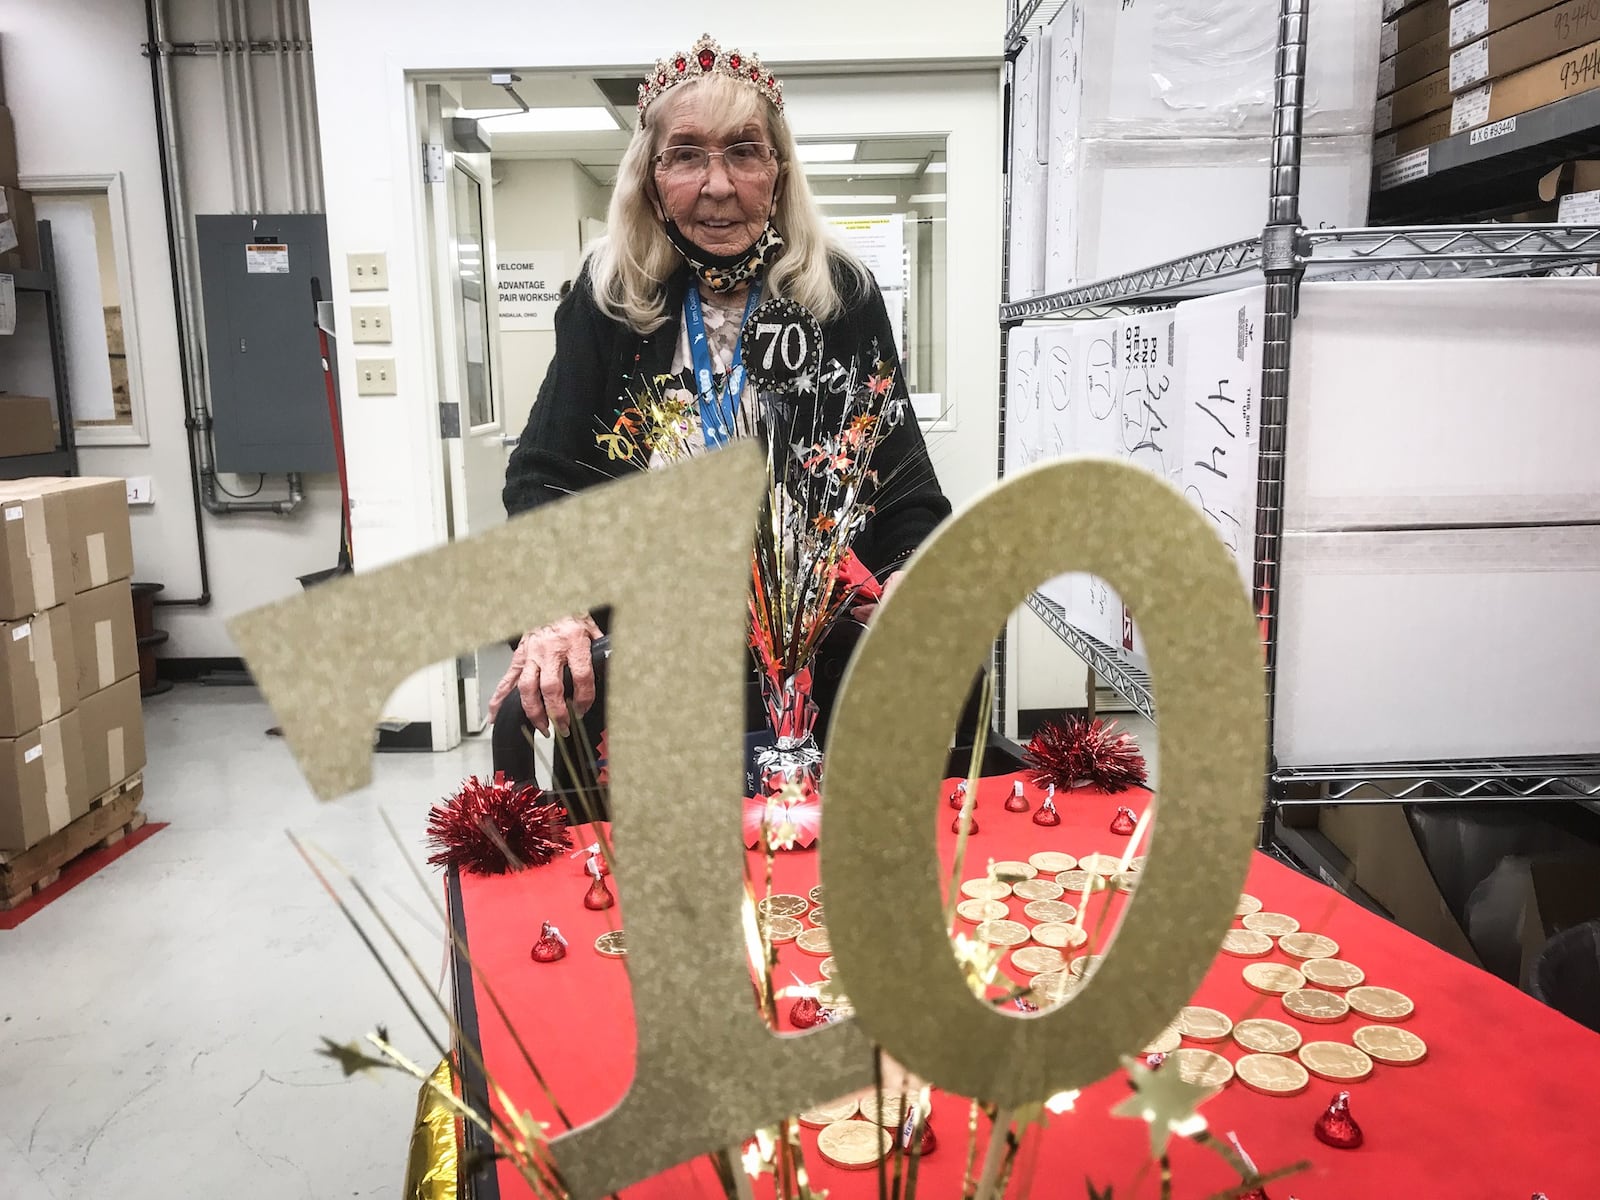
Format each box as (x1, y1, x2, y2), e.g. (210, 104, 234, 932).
(594, 930, 627, 958)
(795, 927, 831, 957)
(990, 860, 1038, 881)
(1028, 851, 1077, 875)
(961, 878, 1012, 902)
(808, 884, 824, 906)
(1142, 1024, 1182, 1054)
(1300, 958, 1364, 990)
(1030, 922, 1088, 950)
(1299, 1041, 1373, 1083)
(956, 898, 1010, 924)
(1220, 929, 1274, 958)
(807, 907, 825, 927)
(816, 1120, 890, 1170)
(1028, 970, 1082, 1005)
(1242, 912, 1300, 937)
(1011, 945, 1067, 975)
(1176, 1006, 1233, 1043)
(1110, 871, 1139, 893)
(1232, 1018, 1302, 1054)
(1069, 954, 1104, 980)
(1171, 1048, 1233, 1090)
(1353, 1024, 1427, 1066)
(1023, 899, 1078, 924)
(1235, 894, 1263, 918)
(1057, 870, 1107, 894)
(818, 956, 837, 978)
(797, 1096, 860, 1127)
(759, 915, 804, 944)
(1346, 986, 1414, 1021)
(859, 1093, 907, 1128)
(1235, 1053, 1309, 1097)
(1077, 852, 1124, 876)
(1281, 988, 1350, 1024)
(1242, 962, 1305, 995)
(757, 893, 809, 918)
(1279, 932, 1340, 960)
(1012, 878, 1066, 901)
(975, 919, 1030, 948)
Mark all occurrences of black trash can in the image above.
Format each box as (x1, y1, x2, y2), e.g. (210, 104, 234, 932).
(1529, 919, 1600, 1034)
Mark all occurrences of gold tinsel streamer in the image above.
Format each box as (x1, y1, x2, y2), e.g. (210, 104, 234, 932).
(404, 1058, 460, 1200)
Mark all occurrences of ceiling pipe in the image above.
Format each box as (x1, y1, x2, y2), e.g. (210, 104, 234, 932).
(233, 0, 267, 212)
(272, 0, 304, 213)
(214, 0, 244, 212)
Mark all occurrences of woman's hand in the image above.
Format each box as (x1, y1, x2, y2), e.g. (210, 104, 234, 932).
(486, 615, 603, 737)
(849, 570, 904, 624)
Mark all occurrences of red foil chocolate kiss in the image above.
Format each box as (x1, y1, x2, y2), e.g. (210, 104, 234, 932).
(1110, 806, 1138, 835)
(1314, 1091, 1363, 1150)
(530, 921, 568, 963)
(1004, 781, 1031, 812)
(583, 873, 616, 911)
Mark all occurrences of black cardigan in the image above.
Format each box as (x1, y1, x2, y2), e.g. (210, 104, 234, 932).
(502, 259, 951, 579)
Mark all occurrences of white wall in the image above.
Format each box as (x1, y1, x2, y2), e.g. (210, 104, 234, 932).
(0, 0, 343, 661)
(304, 0, 1004, 738)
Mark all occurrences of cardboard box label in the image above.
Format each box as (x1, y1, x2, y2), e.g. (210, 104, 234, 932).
(1452, 36, 1492, 89)
(1558, 187, 1600, 220)
(3, 506, 19, 521)
(0, 217, 16, 256)
(1385, 0, 1406, 18)
(1453, 0, 1491, 46)
(1383, 21, 1401, 60)
(23, 744, 40, 763)
(1470, 114, 1519, 142)
(1377, 147, 1433, 189)
(1379, 56, 1398, 95)
(1376, 94, 1396, 132)
(11, 623, 26, 641)
(1453, 83, 1494, 130)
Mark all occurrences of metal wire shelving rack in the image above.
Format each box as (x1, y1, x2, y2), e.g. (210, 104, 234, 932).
(996, 0, 1600, 861)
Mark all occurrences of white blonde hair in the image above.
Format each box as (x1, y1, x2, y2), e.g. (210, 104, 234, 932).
(587, 71, 869, 334)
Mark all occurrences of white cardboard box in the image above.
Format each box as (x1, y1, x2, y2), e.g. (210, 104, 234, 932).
(1275, 525, 1600, 764)
(1078, 0, 1382, 139)
(1008, 34, 1049, 301)
(1286, 279, 1600, 531)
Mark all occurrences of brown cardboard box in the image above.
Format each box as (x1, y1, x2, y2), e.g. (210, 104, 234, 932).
(0, 107, 16, 189)
(1450, 0, 1600, 90)
(1374, 105, 1456, 162)
(1451, 0, 1566, 48)
(0, 478, 134, 595)
(1382, 0, 1451, 60)
(0, 604, 77, 738)
(0, 710, 86, 851)
(1376, 66, 1454, 131)
(1452, 36, 1600, 132)
(0, 487, 72, 621)
(69, 580, 136, 698)
(76, 675, 144, 806)
(0, 185, 38, 272)
(1379, 28, 1452, 95)
(1537, 156, 1600, 196)
(0, 395, 56, 457)
(1318, 804, 1484, 966)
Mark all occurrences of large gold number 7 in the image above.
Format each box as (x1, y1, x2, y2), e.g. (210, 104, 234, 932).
(231, 445, 1261, 1198)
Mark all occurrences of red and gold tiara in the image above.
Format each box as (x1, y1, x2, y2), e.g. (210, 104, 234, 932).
(637, 33, 784, 117)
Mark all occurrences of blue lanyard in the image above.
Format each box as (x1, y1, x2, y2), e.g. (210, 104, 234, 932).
(683, 282, 763, 449)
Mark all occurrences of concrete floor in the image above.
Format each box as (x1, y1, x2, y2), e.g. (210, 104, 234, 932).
(0, 686, 1156, 1196)
(1, 684, 467, 1198)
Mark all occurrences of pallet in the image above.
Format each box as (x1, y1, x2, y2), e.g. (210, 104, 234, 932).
(0, 774, 146, 911)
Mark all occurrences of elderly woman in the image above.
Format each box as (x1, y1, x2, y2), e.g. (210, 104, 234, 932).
(490, 34, 951, 789)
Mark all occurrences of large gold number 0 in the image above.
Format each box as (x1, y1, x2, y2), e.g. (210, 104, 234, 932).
(231, 447, 1262, 1198)
(824, 457, 1263, 1103)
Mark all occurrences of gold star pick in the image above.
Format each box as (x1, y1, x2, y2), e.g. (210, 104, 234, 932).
(1111, 1055, 1214, 1159)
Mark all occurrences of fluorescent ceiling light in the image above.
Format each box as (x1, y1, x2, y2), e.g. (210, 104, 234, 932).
(924, 161, 948, 173)
(816, 194, 901, 205)
(457, 106, 619, 132)
(908, 194, 946, 204)
(804, 162, 921, 177)
(795, 142, 858, 162)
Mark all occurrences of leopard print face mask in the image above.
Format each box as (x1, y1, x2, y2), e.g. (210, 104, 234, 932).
(663, 217, 785, 294)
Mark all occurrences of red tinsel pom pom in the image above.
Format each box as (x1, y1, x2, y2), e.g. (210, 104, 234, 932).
(1110, 805, 1138, 835)
(426, 773, 572, 875)
(1023, 716, 1148, 794)
(583, 874, 616, 910)
(790, 995, 824, 1028)
(1314, 1091, 1363, 1150)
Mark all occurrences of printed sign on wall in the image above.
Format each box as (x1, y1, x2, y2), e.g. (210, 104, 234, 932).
(496, 251, 569, 330)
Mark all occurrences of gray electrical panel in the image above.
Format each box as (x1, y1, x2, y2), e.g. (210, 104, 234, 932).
(195, 214, 339, 473)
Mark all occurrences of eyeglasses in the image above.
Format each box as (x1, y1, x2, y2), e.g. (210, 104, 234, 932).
(653, 142, 778, 179)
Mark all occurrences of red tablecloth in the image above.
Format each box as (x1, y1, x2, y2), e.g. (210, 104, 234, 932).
(451, 774, 1600, 1199)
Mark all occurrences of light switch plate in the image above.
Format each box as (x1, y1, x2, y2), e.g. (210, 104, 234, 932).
(125, 476, 154, 506)
(350, 304, 392, 343)
(348, 253, 389, 291)
(355, 358, 398, 395)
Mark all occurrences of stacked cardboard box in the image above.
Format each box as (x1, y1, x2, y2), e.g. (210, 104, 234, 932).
(1005, 0, 1379, 301)
(0, 478, 144, 852)
(1, 395, 56, 457)
(0, 46, 35, 276)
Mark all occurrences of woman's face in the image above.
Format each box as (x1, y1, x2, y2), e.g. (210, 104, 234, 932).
(652, 88, 780, 258)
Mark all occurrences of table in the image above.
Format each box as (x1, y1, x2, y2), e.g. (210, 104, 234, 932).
(448, 773, 1600, 1198)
